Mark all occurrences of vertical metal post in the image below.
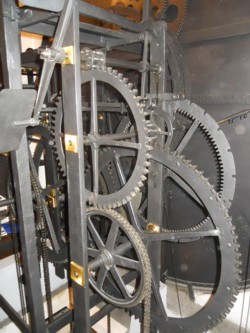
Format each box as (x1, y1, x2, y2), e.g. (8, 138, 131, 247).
(0, 0, 46, 332)
(148, 22, 167, 280)
(62, 0, 91, 331)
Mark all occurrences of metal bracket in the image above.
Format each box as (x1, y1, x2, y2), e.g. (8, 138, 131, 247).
(39, 47, 66, 64)
(0, 89, 36, 153)
(62, 46, 74, 65)
(65, 134, 78, 153)
(146, 92, 186, 102)
(70, 262, 85, 287)
(146, 223, 160, 233)
(47, 189, 57, 208)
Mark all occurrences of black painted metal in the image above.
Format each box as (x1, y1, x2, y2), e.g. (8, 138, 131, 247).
(1, 0, 249, 331)
(0, 0, 46, 331)
(0, 296, 31, 333)
(62, 0, 91, 331)
(0, 89, 36, 153)
(162, 0, 250, 286)
(0, 198, 14, 207)
(47, 307, 73, 333)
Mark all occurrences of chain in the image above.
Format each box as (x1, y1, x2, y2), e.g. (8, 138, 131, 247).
(9, 216, 27, 321)
(30, 170, 53, 322)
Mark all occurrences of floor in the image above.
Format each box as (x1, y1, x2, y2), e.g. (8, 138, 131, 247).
(1, 281, 249, 332)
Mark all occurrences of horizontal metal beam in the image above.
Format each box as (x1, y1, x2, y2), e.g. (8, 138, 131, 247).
(47, 307, 72, 333)
(20, 0, 64, 12)
(180, 20, 250, 44)
(19, 9, 59, 29)
(78, 1, 153, 33)
(90, 304, 115, 326)
(193, 93, 250, 105)
(0, 197, 15, 207)
(145, 229, 220, 242)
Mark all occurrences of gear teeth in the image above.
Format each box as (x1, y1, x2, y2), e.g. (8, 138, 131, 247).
(127, 83, 133, 90)
(132, 89, 138, 96)
(127, 195, 132, 202)
(117, 73, 123, 80)
(121, 198, 127, 205)
(107, 67, 112, 73)
(146, 145, 154, 151)
(83, 68, 155, 210)
(130, 191, 136, 198)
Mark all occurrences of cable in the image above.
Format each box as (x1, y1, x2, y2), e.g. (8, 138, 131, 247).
(239, 238, 250, 333)
(163, 185, 183, 318)
(9, 216, 27, 322)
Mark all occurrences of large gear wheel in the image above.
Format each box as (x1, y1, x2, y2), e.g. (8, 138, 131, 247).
(151, 100, 236, 208)
(82, 67, 152, 209)
(144, 146, 241, 333)
(160, 0, 189, 36)
(87, 207, 151, 309)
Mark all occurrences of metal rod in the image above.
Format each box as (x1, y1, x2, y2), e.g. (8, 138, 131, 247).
(114, 154, 143, 232)
(90, 304, 115, 326)
(145, 229, 220, 242)
(47, 307, 73, 333)
(141, 32, 149, 97)
(79, 1, 152, 33)
(0, 198, 15, 207)
(0, 1, 46, 331)
(62, 0, 90, 331)
(33, 0, 74, 120)
(0, 296, 31, 333)
(28, 148, 60, 252)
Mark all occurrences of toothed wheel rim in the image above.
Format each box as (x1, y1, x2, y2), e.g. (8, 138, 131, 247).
(161, 100, 236, 208)
(161, 0, 189, 36)
(149, 146, 241, 333)
(51, 98, 66, 177)
(87, 207, 151, 308)
(82, 68, 150, 209)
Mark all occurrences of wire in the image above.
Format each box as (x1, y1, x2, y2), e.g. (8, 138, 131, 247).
(239, 238, 250, 333)
(163, 184, 183, 317)
(217, 109, 250, 125)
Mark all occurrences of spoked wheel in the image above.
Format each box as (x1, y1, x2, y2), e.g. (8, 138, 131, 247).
(145, 146, 241, 333)
(87, 207, 151, 308)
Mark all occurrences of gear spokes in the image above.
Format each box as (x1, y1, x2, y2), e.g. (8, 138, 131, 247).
(146, 146, 241, 332)
(82, 67, 152, 209)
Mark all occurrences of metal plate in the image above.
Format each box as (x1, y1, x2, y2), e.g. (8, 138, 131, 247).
(0, 89, 36, 153)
